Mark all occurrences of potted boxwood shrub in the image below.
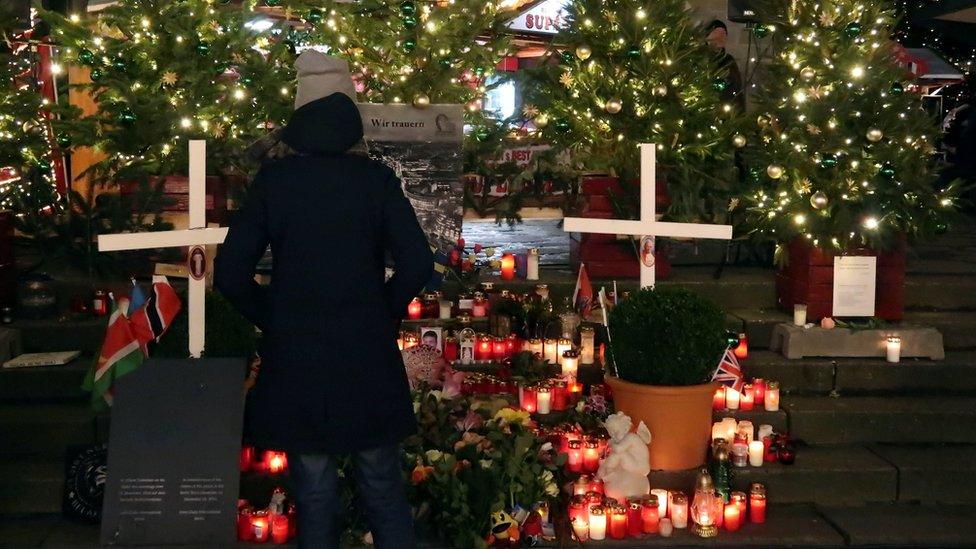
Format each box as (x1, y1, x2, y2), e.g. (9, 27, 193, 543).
(607, 287, 727, 471)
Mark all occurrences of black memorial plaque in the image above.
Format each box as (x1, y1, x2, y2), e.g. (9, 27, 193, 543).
(100, 358, 245, 545)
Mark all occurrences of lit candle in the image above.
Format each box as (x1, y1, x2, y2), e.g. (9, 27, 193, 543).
(753, 378, 767, 405)
(734, 332, 749, 359)
(407, 297, 422, 320)
(726, 388, 740, 410)
(569, 495, 588, 523)
(886, 335, 901, 363)
(237, 508, 254, 541)
(659, 518, 674, 537)
(724, 503, 742, 532)
(403, 333, 419, 349)
(721, 418, 738, 442)
(627, 499, 644, 537)
(732, 443, 749, 467)
(669, 492, 688, 528)
(711, 422, 725, 443)
(567, 440, 583, 473)
(794, 303, 807, 326)
(251, 511, 270, 543)
(589, 477, 605, 495)
(438, 300, 452, 319)
(500, 252, 515, 280)
(737, 421, 754, 443)
(492, 337, 507, 360)
(457, 293, 474, 313)
(608, 504, 627, 539)
(583, 439, 601, 474)
(519, 385, 537, 413)
(443, 337, 458, 362)
(571, 516, 589, 542)
(650, 488, 669, 518)
(557, 338, 573, 366)
(536, 386, 552, 415)
(561, 350, 579, 379)
(551, 379, 568, 411)
(266, 451, 287, 474)
(749, 483, 767, 523)
(535, 283, 549, 300)
(472, 297, 488, 318)
(476, 334, 493, 360)
(527, 248, 540, 280)
(712, 387, 726, 410)
(574, 475, 591, 496)
(757, 424, 774, 442)
(544, 338, 559, 364)
(588, 506, 607, 541)
(740, 384, 755, 410)
(640, 496, 659, 534)
(526, 338, 543, 357)
(505, 334, 519, 356)
(580, 326, 595, 364)
(271, 513, 290, 544)
(749, 441, 765, 467)
(764, 381, 781, 411)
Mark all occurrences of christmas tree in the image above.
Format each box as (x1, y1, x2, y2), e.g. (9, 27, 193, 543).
(45, 0, 295, 182)
(527, 0, 743, 220)
(742, 0, 959, 254)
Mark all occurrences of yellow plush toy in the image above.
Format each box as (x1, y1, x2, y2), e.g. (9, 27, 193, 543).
(486, 510, 520, 547)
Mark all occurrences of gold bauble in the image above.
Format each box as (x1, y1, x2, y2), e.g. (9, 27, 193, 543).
(605, 98, 623, 114)
(534, 113, 549, 128)
(576, 44, 592, 61)
(412, 93, 430, 108)
(766, 164, 784, 179)
(732, 134, 747, 148)
(810, 190, 829, 209)
(653, 85, 668, 96)
(800, 66, 816, 81)
(866, 128, 883, 142)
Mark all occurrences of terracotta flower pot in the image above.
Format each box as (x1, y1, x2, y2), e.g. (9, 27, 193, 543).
(606, 376, 719, 471)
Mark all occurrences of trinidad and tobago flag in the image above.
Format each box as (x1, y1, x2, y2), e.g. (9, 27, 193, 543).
(129, 277, 181, 355)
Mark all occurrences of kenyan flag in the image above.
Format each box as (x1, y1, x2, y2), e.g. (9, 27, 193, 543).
(82, 296, 143, 409)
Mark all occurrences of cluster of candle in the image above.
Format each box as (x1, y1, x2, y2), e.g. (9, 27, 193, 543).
(240, 446, 288, 475)
(499, 248, 539, 280)
(711, 420, 796, 466)
(459, 374, 518, 396)
(546, 426, 608, 474)
(712, 379, 780, 412)
(690, 469, 769, 538)
(237, 492, 296, 544)
(568, 489, 689, 541)
(518, 378, 583, 414)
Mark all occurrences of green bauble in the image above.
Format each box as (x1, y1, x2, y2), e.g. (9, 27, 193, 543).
(240, 75, 253, 86)
(117, 107, 137, 125)
(819, 153, 838, 168)
(474, 67, 485, 77)
(111, 58, 127, 72)
(77, 48, 95, 65)
(399, 0, 416, 16)
(439, 58, 452, 68)
(935, 222, 949, 235)
(879, 163, 896, 179)
(554, 118, 571, 133)
(36, 159, 52, 173)
(403, 38, 416, 53)
(89, 68, 103, 81)
(196, 41, 211, 55)
(561, 50, 574, 63)
(753, 25, 770, 38)
(306, 9, 323, 23)
(748, 167, 762, 182)
(844, 22, 862, 37)
(402, 14, 417, 28)
(890, 82, 904, 94)
(57, 134, 72, 148)
(264, 0, 281, 6)
(713, 78, 728, 92)
(474, 128, 490, 142)
(625, 45, 641, 58)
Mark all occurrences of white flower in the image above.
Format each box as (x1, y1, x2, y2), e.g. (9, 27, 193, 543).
(545, 482, 559, 497)
(429, 390, 444, 402)
(413, 401, 420, 414)
(424, 449, 444, 462)
(576, 400, 586, 413)
(541, 470, 554, 483)
(479, 459, 494, 469)
(540, 442, 553, 453)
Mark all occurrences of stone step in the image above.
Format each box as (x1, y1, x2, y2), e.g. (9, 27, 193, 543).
(868, 444, 976, 504)
(785, 396, 976, 445)
(819, 503, 976, 546)
(740, 350, 976, 395)
(0, 360, 89, 402)
(0, 404, 104, 455)
(646, 445, 896, 506)
(733, 309, 976, 351)
(0, 458, 64, 514)
(10, 317, 107, 355)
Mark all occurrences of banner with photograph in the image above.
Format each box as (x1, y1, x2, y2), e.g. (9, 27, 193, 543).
(359, 104, 465, 266)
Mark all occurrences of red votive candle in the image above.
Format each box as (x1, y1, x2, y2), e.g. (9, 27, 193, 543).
(407, 297, 422, 320)
(734, 332, 749, 359)
(573, 475, 591, 496)
(583, 439, 601, 474)
(641, 496, 660, 533)
(724, 503, 742, 532)
(712, 387, 726, 410)
(519, 385, 537, 413)
(569, 495, 587, 524)
(500, 253, 516, 280)
(551, 380, 568, 411)
(567, 440, 583, 473)
(476, 335, 492, 360)
(492, 337, 507, 360)
(237, 508, 254, 541)
(608, 505, 627, 539)
(749, 484, 767, 523)
(443, 337, 458, 362)
(739, 383, 755, 411)
(589, 478, 605, 495)
(266, 451, 287, 474)
(251, 511, 270, 543)
(763, 436, 778, 463)
(506, 334, 519, 356)
(731, 491, 748, 518)
(271, 513, 290, 544)
(753, 378, 766, 405)
(626, 499, 643, 537)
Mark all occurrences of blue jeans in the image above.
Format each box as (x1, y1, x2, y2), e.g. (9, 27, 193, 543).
(287, 445, 416, 549)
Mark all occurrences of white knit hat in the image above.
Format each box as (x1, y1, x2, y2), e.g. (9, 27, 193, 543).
(293, 50, 358, 109)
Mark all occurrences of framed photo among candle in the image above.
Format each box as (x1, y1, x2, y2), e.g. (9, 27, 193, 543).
(418, 327, 443, 352)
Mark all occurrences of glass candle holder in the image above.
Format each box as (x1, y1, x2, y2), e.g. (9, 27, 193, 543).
(740, 384, 755, 411)
(753, 378, 767, 405)
(641, 495, 660, 534)
(526, 338, 543, 357)
(536, 386, 552, 415)
(527, 248, 540, 280)
(407, 297, 422, 320)
(886, 335, 902, 363)
(627, 499, 644, 537)
(608, 504, 627, 540)
(764, 381, 781, 411)
(670, 492, 688, 528)
(438, 299, 453, 320)
(561, 350, 580, 379)
(567, 440, 583, 473)
(588, 505, 607, 541)
(557, 338, 573, 366)
(726, 388, 740, 410)
(583, 439, 601, 473)
(543, 338, 559, 364)
(712, 387, 726, 411)
(793, 303, 807, 326)
(724, 503, 742, 532)
(650, 488, 669, 518)
(500, 253, 516, 280)
(749, 483, 767, 523)
(580, 326, 596, 364)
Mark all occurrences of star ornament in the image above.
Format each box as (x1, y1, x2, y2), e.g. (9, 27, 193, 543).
(559, 71, 575, 88)
(161, 71, 178, 86)
(210, 122, 226, 138)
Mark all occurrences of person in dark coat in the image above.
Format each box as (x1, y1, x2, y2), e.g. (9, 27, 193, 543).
(215, 51, 433, 549)
(705, 19, 746, 112)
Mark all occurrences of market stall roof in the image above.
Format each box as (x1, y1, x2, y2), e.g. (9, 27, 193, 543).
(917, 0, 976, 23)
(904, 47, 965, 83)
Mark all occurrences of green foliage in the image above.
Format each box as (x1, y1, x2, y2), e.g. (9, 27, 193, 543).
(43, 0, 295, 182)
(742, 0, 959, 251)
(609, 287, 727, 386)
(527, 0, 742, 221)
(507, 350, 559, 386)
(154, 290, 259, 358)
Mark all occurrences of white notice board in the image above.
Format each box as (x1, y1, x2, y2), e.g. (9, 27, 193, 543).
(832, 256, 877, 317)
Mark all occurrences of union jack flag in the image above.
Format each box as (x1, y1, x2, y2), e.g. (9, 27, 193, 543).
(712, 347, 744, 393)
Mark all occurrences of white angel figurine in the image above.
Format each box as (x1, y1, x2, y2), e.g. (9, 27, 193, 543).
(596, 411, 652, 501)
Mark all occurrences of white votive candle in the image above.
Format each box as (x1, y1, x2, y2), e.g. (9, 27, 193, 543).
(527, 248, 539, 281)
(726, 389, 740, 410)
(737, 420, 754, 443)
(765, 382, 781, 411)
(886, 336, 902, 363)
(749, 441, 765, 466)
(536, 387, 551, 415)
(757, 424, 774, 442)
(544, 339, 559, 364)
(670, 495, 689, 528)
(794, 303, 807, 326)
(721, 418, 738, 443)
(650, 489, 669, 518)
(588, 506, 607, 541)
(438, 300, 452, 320)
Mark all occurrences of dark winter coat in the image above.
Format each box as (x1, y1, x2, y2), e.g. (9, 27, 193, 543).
(215, 92, 433, 454)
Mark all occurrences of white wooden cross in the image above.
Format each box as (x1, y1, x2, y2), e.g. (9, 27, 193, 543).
(564, 144, 733, 288)
(98, 140, 229, 358)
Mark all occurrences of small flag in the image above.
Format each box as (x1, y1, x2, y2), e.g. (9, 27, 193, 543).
(127, 278, 147, 317)
(712, 347, 744, 393)
(83, 296, 144, 408)
(129, 277, 182, 355)
(573, 263, 594, 318)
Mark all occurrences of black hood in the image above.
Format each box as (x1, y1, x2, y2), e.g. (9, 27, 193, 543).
(281, 92, 364, 155)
